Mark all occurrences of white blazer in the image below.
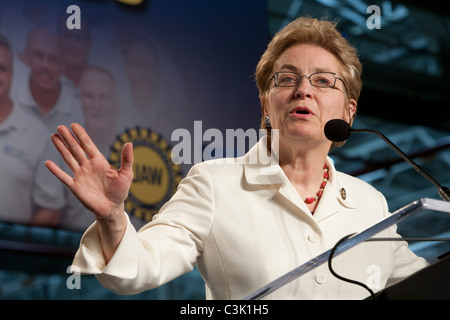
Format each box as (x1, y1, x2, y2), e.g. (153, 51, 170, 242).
(72, 137, 427, 299)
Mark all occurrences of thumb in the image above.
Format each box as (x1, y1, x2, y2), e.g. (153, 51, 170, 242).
(120, 142, 134, 174)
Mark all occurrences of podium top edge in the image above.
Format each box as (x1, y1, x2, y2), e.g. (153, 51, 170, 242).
(420, 197, 450, 214)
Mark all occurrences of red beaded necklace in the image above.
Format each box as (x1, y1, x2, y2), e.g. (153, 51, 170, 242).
(302, 163, 329, 205)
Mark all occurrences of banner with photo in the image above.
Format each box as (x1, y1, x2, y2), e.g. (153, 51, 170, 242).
(0, 0, 267, 231)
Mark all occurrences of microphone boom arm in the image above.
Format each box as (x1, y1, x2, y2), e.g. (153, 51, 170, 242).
(352, 128, 450, 202)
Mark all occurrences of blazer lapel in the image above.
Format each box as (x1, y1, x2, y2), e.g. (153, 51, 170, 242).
(243, 138, 358, 223)
(313, 158, 357, 222)
(243, 138, 317, 220)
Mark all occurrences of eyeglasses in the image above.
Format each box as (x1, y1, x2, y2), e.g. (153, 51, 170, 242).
(271, 71, 346, 91)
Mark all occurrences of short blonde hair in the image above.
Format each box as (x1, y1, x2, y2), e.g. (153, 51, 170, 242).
(255, 17, 363, 148)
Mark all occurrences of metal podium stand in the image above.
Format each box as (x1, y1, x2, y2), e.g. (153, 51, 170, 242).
(243, 198, 450, 300)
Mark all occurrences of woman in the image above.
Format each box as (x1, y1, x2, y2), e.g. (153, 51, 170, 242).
(46, 17, 427, 299)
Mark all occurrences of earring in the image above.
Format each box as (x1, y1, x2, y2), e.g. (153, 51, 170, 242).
(264, 115, 270, 127)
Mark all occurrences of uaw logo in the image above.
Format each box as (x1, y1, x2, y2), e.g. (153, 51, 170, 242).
(108, 127, 183, 222)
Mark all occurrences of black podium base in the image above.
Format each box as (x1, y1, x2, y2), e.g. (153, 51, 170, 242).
(369, 253, 450, 300)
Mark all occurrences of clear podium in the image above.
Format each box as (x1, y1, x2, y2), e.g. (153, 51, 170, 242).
(243, 198, 450, 300)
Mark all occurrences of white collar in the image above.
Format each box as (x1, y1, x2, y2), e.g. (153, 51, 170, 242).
(243, 136, 357, 219)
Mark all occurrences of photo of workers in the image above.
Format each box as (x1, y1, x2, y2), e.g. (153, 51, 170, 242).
(0, 0, 205, 231)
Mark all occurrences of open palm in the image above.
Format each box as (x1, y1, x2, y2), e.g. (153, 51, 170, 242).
(46, 123, 134, 220)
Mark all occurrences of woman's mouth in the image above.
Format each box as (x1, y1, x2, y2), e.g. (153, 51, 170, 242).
(290, 106, 314, 118)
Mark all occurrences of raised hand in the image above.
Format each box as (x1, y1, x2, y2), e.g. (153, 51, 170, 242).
(45, 123, 134, 221)
(46, 123, 134, 260)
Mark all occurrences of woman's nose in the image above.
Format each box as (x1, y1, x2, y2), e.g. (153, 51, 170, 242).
(294, 76, 312, 99)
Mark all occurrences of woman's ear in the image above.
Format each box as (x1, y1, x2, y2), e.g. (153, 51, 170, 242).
(347, 99, 357, 123)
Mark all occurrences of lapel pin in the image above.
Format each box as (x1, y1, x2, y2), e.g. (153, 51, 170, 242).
(340, 188, 347, 200)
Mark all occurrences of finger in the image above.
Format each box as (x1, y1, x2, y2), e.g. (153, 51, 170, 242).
(56, 125, 89, 165)
(45, 160, 74, 188)
(71, 123, 103, 160)
(51, 132, 80, 171)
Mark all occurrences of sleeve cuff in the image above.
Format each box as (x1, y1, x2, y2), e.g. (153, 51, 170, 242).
(71, 212, 139, 279)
